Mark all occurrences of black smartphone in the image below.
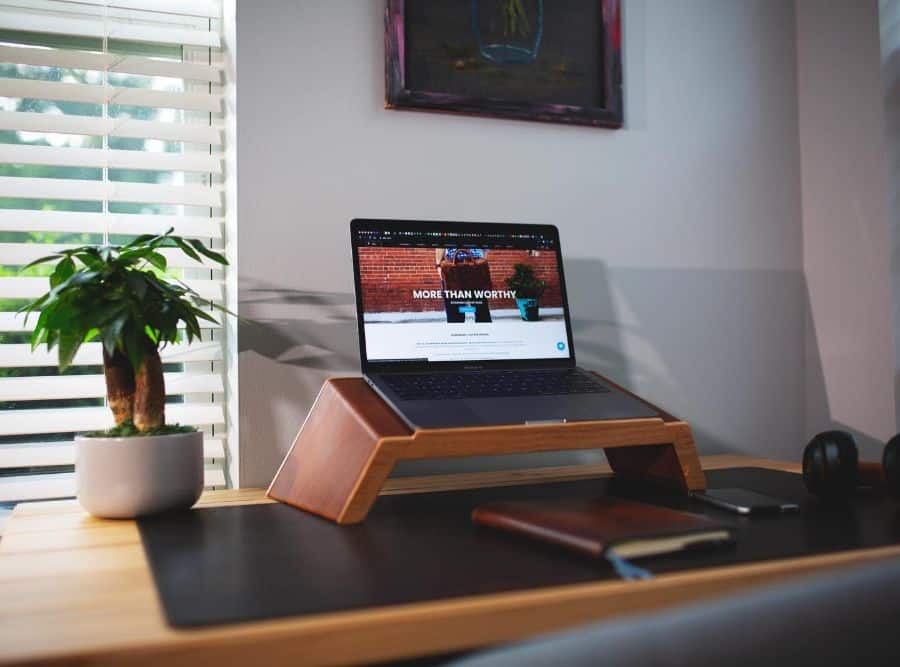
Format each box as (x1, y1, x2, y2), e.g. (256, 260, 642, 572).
(690, 488, 799, 515)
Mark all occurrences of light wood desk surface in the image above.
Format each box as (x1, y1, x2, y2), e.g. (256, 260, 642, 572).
(2, 454, 900, 667)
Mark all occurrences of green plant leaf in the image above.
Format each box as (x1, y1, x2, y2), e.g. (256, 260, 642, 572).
(192, 308, 219, 325)
(145, 251, 167, 272)
(49, 256, 75, 288)
(74, 249, 104, 270)
(22, 253, 63, 270)
(57, 331, 83, 371)
(30, 312, 49, 350)
(185, 238, 228, 266)
(122, 233, 158, 248)
(124, 271, 149, 300)
(144, 324, 160, 345)
(170, 237, 202, 263)
(19, 293, 49, 322)
(58, 270, 102, 290)
(44, 302, 78, 331)
(122, 228, 174, 250)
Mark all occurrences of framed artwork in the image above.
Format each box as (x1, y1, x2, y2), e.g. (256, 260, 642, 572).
(385, 0, 623, 128)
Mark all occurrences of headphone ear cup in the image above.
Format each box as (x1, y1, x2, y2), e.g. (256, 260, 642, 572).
(803, 430, 859, 498)
(883, 434, 900, 499)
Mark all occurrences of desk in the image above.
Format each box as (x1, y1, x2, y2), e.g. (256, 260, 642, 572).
(2, 454, 899, 666)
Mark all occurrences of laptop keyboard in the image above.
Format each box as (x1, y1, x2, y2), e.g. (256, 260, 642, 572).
(382, 369, 611, 401)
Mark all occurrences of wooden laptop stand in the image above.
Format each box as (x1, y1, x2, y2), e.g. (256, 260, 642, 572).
(268, 374, 707, 524)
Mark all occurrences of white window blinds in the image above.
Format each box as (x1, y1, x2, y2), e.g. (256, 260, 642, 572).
(0, 0, 232, 506)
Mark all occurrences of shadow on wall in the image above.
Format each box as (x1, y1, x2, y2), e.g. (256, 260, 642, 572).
(237, 279, 360, 487)
(238, 262, 813, 487)
(804, 282, 886, 460)
(239, 281, 359, 369)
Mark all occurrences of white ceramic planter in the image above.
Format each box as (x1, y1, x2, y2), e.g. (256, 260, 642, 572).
(75, 431, 203, 519)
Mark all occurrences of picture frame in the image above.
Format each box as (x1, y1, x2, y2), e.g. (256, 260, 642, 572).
(384, 0, 623, 128)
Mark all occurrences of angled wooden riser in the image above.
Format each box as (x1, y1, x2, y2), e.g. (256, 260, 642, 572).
(268, 377, 706, 524)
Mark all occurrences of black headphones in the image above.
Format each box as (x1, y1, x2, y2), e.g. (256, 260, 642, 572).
(802, 431, 900, 499)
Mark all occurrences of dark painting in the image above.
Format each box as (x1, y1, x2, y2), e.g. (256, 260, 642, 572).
(385, 0, 623, 128)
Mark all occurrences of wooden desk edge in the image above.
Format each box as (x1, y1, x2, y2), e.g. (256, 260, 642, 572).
(3, 454, 789, 520)
(6, 454, 889, 667)
(59, 545, 900, 667)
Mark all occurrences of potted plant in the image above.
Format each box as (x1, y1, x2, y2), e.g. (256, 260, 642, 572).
(505, 263, 546, 321)
(19, 229, 229, 518)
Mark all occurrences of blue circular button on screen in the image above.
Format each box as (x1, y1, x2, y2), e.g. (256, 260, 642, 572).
(556, 342, 566, 351)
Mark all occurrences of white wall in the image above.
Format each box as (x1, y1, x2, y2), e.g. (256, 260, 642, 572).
(237, 0, 805, 486)
(796, 0, 896, 460)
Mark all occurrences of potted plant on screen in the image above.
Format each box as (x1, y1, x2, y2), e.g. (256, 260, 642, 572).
(505, 263, 546, 322)
(19, 229, 229, 518)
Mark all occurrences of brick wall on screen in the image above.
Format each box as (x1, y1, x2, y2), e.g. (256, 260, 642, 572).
(358, 248, 442, 313)
(358, 248, 563, 313)
(488, 250, 563, 309)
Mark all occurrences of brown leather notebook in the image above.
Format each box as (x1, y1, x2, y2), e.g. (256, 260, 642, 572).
(472, 496, 734, 560)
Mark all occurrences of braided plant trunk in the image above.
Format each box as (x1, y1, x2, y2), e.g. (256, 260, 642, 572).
(102, 348, 135, 426)
(133, 346, 165, 431)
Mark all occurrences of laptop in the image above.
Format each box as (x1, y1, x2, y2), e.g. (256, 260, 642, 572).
(351, 219, 657, 429)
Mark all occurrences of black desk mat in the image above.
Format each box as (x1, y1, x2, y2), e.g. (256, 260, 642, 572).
(139, 468, 900, 628)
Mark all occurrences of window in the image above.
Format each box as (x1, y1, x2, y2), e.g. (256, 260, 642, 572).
(0, 0, 234, 515)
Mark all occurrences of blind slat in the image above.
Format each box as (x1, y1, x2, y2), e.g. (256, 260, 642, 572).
(0, 110, 223, 144)
(4, 0, 222, 21)
(0, 176, 223, 207)
(0, 371, 223, 401)
(0, 210, 224, 239)
(0, 311, 221, 332)
(0, 340, 222, 367)
(0, 275, 222, 300)
(41, 0, 223, 19)
(0, 142, 223, 173)
(0, 9, 221, 48)
(0, 472, 74, 502)
(0, 437, 225, 468)
(0, 403, 224, 436)
(0, 464, 226, 503)
(0, 242, 225, 268)
(0, 77, 223, 113)
(0, 441, 72, 468)
(0, 44, 223, 83)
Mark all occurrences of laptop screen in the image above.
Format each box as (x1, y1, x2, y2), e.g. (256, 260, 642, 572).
(351, 220, 576, 370)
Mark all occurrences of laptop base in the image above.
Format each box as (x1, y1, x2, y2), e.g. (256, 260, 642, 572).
(366, 368, 658, 430)
(267, 376, 706, 525)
